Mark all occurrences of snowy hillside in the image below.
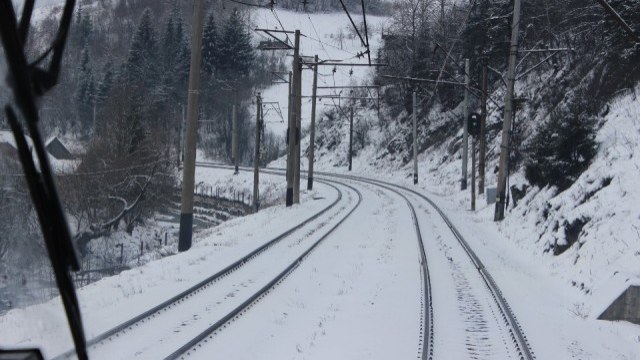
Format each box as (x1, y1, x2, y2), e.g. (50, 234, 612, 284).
(257, 1, 640, 326)
(2, 1, 639, 359)
(249, 8, 388, 138)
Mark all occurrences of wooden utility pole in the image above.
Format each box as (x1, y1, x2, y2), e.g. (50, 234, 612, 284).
(286, 31, 300, 207)
(349, 104, 354, 171)
(178, 0, 205, 252)
(479, 56, 488, 195)
(232, 103, 238, 174)
(494, 0, 521, 221)
(413, 91, 418, 184)
(253, 93, 261, 212)
(461, 58, 469, 190)
(308, 55, 318, 190)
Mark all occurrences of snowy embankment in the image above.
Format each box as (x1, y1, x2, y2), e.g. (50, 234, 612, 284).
(290, 76, 640, 357)
(194, 163, 285, 208)
(0, 174, 335, 358)
(294, 51, 640, 313)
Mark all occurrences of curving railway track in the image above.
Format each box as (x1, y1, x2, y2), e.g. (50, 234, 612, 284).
(53, 178, 361, 360)
(316, 172, 535, 360)
(54, 163, 535, 360)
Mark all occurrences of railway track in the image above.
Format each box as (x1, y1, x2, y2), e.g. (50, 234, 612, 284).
(55, 162, 534, 360)
(197, 163, 534, 360)
(317, 172, 535, 360)
(162, 179, 362, 360)
(53, 178, 360, 360)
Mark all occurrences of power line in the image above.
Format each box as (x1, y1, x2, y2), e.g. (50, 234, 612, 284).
(337, 0, 367, 48)
(360, 0, 371, 64)
(223, 0, 269, 8)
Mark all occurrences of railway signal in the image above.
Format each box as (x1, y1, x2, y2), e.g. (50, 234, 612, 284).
(468, 113, 481, 137)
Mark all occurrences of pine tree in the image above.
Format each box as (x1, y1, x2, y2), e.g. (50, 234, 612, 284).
(71, 3, 93, 50)
(202, 13, 218, 76)
(126, 8, 157, 86)
(76, 42, 95, 129)
(160, 6, 189, 103)
(96, 61, 114, 106)
(217, 10, 255, 79)
(162, 16, 176, 70)
(525, 100, 599, 192)
(173, 14, 190, 83)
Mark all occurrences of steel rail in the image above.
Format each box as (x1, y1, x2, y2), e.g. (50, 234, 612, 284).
(52, 179, 344, 360)
(197, 162, 434, 360)
(163, 176, 362, 360)
(316, 171, 536, 360)
(344, 179, 434, 360)
(206, 162, 535, 359)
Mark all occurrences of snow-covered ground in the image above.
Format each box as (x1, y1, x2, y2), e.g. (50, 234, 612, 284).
(2, 5, 639, 360)
(2, 163, 639, 358)
(0, 168, 338, 358)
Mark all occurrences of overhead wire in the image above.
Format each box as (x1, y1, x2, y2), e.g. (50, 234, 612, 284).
(224, 0, 269, 8)
(415, 3, 476, 113)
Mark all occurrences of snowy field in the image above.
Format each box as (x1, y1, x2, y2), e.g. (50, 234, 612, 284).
(250, 8, 389, 138)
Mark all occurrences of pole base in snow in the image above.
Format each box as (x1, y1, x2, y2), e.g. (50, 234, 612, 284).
(414, 174, 418, 184)
(178, 213, 193, 252)
(286, 188, 294, 207)
(494, 200, 505, 221)
(307, 177, 313, 190)
(461, 179, 467, 190)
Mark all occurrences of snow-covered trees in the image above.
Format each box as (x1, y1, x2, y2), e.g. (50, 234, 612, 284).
(126, 8, 158, 87)
(217, 10, 255, 80)
(161, 4, 189, 100)
(202, 13, 219, 76)
(64, 84, 176, 253)
(525, 100, 598, 191)
(375, 0, 639, 195)
(76, 42, 96, 130)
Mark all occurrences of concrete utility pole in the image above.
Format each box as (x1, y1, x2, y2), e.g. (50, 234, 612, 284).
(461, 58, 469, 190)
(232, 103, 238, 174)
(177, 104, 185, 166)
(253, 93, 261, 212)
(178, 0, 205, 252)
(286, 31, 300, 206)
(494, 0, 521, 221)
(308, 55, 318, 190)
(349, 104, 354, 171)
(471, 136, 476, 211)
(293, 40, 302, 204)
(479, 57, 488, 195)
(285, 71, 292, 192)
(413, 91, 418, 184)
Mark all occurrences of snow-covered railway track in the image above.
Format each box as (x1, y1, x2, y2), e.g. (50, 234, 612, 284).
(161, 178, 363, 360)
(53, 179, 358, 360)
(321, 172, 535, 360)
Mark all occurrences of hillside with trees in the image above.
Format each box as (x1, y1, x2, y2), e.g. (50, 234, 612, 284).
(0, 0, 287, 301)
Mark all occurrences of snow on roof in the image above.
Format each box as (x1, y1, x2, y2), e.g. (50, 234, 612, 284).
(590, 271, 640, 319)
(0, 130, 34, 149)
(0, 130, 79, 172)
(45, 136, 57, 146)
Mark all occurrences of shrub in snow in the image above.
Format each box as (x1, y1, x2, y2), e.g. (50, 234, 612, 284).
(525, 100, 598, 192)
